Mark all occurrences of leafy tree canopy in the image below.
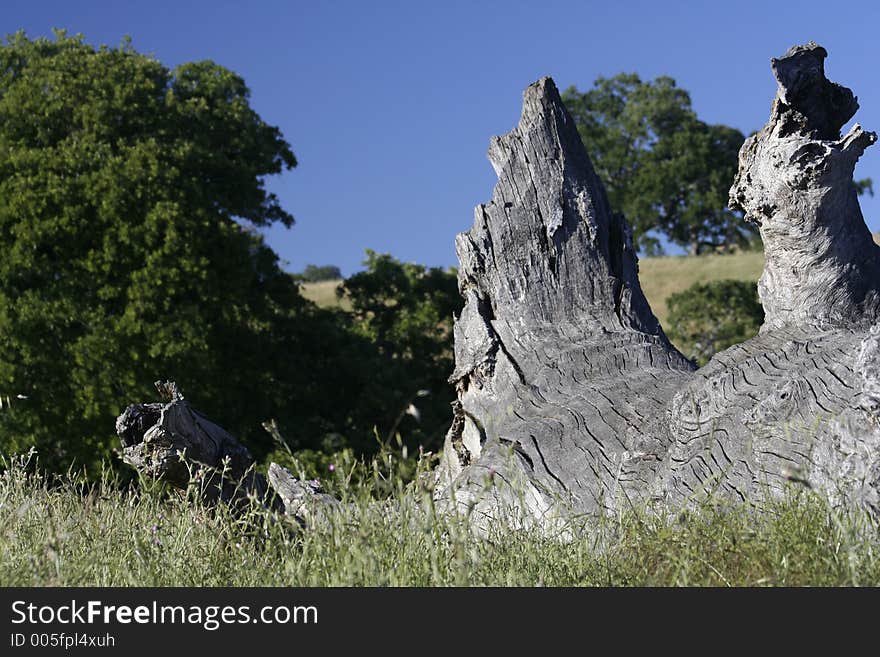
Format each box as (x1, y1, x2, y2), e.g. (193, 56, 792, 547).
(562, 74, 755, 255)
(0, 31, 313, 470)
(338, 250, 460, 452)
(296, 264, 342, 283)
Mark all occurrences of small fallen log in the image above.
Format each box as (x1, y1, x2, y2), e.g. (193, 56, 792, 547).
(116, 381, 337, 525)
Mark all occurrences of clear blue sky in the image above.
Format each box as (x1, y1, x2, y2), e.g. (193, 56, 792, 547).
(6, 0, 880, 275)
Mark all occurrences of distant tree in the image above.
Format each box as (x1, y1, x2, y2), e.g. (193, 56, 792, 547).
(338, 250, 460, 452)
(0, 31, 325, 470)
(563, 74, 756, 255)
(296, 264, 343, 283)
(666, 280, 764, 366)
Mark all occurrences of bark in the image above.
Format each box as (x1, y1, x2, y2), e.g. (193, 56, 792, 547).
(430, 77, 694, 529)
(659, 42, 880, 514)
(729, 43, 880, 332)
(117, 43, 880, 534)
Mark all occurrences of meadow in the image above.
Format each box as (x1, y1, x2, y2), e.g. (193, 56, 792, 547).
(2, 448, 879, 586)
(5, 248, 880, 587)
(303, 237, 878, 326)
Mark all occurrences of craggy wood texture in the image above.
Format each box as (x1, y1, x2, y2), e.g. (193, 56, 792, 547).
(431, 76, 695, 527)
(118, 44, 880, 531)
(117, 381, 337, 524)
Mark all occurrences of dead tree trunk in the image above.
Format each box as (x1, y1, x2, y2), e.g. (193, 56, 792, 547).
(658, 42, 880, 513)
(434, 43, 880, 528)
(117, 43, 880, 532)
(430, 77, 695, 528)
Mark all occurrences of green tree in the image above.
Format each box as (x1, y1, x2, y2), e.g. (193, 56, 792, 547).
(338, 250, 460, 452)
(296, 264, 342, 283)
(562, 74, 755, 255)
(666, 280, 764, 366)
(0, 31, 323, 471)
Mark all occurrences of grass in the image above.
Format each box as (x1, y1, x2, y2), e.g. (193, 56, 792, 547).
(299, 279, 350, 310)
(639, 234, 880, 325)
(638, 251, 764, 325)
(12, 240, 878, 587)
(304, 235, 880, 328)
(2, 449, 878, 586)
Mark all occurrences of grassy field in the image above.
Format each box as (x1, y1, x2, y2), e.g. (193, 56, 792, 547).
(299, 279, 350, 310)
(8, 244, 878, 587)
(638, 251, 764, 324)
(305, 236, 880, 326)
(1, 450, 878, 586)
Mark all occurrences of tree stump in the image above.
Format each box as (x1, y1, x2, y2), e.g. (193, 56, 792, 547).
(117, 381, 338, 524)
(433, 42, 880, 529)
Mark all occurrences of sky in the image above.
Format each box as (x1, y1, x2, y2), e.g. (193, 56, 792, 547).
(5, 0, 880, 275)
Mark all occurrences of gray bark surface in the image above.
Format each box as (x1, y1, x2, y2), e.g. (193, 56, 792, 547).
(657, 43, 880, 514)
(432, 77, 695, 527)
(730, 42, 880, 332)
(116, 381, 264, 505)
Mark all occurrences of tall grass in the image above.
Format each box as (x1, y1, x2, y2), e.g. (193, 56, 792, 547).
(1, 448, 878, 586)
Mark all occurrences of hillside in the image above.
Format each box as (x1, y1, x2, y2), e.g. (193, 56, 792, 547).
(300, 252, 767, 325)
(303, 234, 880, 326)
(638, 251, 764, 324)
(300, 279, 350, 310)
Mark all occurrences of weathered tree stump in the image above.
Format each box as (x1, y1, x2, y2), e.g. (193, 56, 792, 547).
(432, 42, 880, 529)
(118, 43, 880, 533)
(430, 76, 695, 528)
